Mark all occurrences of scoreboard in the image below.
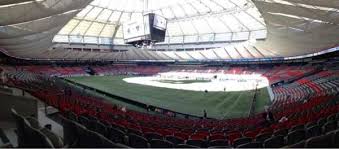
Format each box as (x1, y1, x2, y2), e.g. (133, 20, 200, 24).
(123, 13, 167, 46)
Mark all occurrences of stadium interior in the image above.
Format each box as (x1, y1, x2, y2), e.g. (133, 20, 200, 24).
(0, 0, 339, 148)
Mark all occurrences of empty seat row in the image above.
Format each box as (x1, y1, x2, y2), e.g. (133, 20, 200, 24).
(11, 108, 63, 148)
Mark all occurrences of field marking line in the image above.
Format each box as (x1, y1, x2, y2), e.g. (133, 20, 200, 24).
(223, 92, 246, 118)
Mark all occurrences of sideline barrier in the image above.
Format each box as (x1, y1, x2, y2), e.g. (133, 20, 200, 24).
(267, 86, 274, 102)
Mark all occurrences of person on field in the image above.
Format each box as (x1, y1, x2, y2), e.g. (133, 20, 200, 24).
(203, 109, 207, 119)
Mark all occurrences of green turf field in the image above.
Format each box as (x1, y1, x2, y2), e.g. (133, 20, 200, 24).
(67, 75, 270, 119)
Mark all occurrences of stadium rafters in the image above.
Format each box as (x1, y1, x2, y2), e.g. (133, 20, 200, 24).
(0, 0, 339, 60)
(0, 0, 92, 59)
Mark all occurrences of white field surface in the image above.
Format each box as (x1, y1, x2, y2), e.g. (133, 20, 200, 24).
(123, 72, 269, 92)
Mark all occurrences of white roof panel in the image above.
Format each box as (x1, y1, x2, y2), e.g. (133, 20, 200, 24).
(56, 0, 266, 44)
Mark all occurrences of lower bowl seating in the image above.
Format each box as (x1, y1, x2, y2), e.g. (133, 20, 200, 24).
(5, 65, 339, 148)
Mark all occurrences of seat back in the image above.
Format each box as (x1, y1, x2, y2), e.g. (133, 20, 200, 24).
(208, 146, 230, 148)
(60, 115, 78, 147)
(145, 132, 163, 141)
(233, 137, 252, 147)
(237, 142, 262, 148)
(127, 128, 143, 136)
(150, 139, 174, 148)
(317, 118, 327, 127)
(263, 135, 284, 148)
(68, 111, 78, 121)
(226, 132, 242, 144)
(209, 134, 225, 140)
(23, 119, 54, 148)
(109, 127, 126, 144)
(95, 121, 108, 137)
(322, 121, 337, 134)
(83, 129, 103, 148)
(78, 115, 90, 128)
(11, 108, 26, 147)
(273, 128, 288, 137)
(287, 130, 305, 145)
(40, 127, 64, 148)
(25, 117, 41, 129)
(128, 133, 149, 148)
(255, 133, 271, 143)
(288, 141, 305, 148)
(327, 114, 336, 122)
(290, 124, 304, 132)
(74, 121, 92, 148)
(305, 121, 317, 129)
(333, 129, 339, 147)
(165, 135, 184, 145)
(209, 139, 229, 147)
(176, 144, 199, 148)
(87, 119, 97, 130)
(174, 132, 190, 140)
(305, 133, 333, 148)
(92, 130, 119, 148)
(186, 139, 206, 148)
(306, 125, 321, 138)
(335, 113, 339, 121)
